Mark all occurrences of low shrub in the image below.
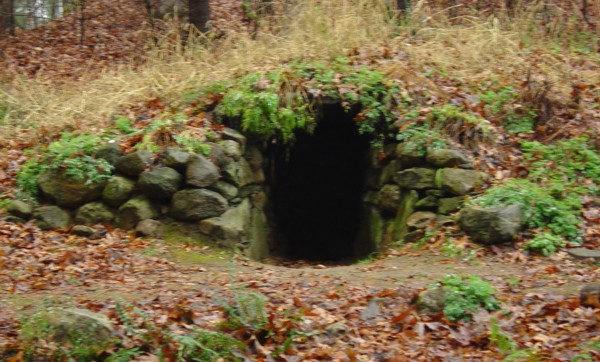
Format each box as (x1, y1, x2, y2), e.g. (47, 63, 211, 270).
(437, 274, 500, 321)
(524, 232, 567, 256)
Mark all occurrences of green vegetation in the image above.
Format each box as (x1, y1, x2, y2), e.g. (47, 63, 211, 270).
(470, 137, 599, 249)
(215, 59, 404, 147)
(479, 86, 537, 134)
(524, 232, 567, 256)
(436, 274, 500, 321)
(395, 124, 448, 157)
(112, 115, 135, 134)
(114, 303, 244, 362)
(470, 179, 581, 241)
(522, 137, 600, 197)
(173, 131, 212, 155)
(16, 133, 114, 198)
(219, 290, 269, 333)
(171, 329, 245, 362)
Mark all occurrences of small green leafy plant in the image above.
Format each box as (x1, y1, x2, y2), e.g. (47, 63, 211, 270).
(174, 131, 212, 155)
(219, 290, 269, 333)
(524, 232, 566, 256)
(436, 274, 500, 321)
(16, 133, 114, 198)
(395, 124, 448, 157)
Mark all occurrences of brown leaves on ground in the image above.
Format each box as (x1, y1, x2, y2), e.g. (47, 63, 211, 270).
(1, 216, 599, 360)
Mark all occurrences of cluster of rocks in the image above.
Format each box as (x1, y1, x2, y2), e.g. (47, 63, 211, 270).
(4, 128, 271, 259)
(363, 144, 487, 247)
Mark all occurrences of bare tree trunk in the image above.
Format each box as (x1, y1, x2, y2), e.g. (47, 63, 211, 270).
(188, 0, 210, 33)
(0, 0, 14, 35)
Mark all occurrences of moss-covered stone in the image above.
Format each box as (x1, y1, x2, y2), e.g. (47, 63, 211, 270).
(138, 167, 183, 201)
(75, 202, 115, 225)
(170, 189, 228, 221)
(6, 200, 33, 219)
(115, 150, 152, 177)
(102, 176, 136, 207)
(394, 168, 436, 189)
(34, 206, 71, 230)
(37, 170, 105, 208)
(116, 196, 158, 229)
(435, 168, 485, 196)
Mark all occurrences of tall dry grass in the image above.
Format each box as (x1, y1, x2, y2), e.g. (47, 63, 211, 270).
(0, 0, 597, 146)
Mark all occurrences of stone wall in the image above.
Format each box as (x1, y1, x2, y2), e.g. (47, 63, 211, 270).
(6, 127, 487, 260)
(361, 142, 485, 249)
(6, 128, 272, 260)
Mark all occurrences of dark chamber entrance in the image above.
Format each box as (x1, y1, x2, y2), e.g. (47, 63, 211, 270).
(271, 104, 370, 261)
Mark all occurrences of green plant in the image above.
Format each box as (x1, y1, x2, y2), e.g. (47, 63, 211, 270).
(522, 138, 600, 197)
(215, 60, 404, 147)
(216, 70, 314, 142)
(427, 104, 493, 149)
(524, 232, 566, 256)
(173, 131, 212, 155)
(436, 274, 500, 321)
(470, 179, 582, 241)
(16, 133, 114, 198)
(219, 290, 268, 333)
(113, 115, 134, 134)
(172, 329, 244, 362)
(489, 317, 517, 354)
(395, 124, 448, 157)
(479, 86, 537, 134)
(104, 348, 143, 362)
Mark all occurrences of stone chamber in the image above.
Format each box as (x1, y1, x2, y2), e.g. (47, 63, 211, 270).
(7, 102, 487, 263)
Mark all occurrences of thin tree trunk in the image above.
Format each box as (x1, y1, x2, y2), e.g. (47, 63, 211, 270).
(1, 0, 15, 35)
(188, 0, 210, 33)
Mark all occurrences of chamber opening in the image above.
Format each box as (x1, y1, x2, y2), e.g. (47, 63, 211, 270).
(270, 104, 370, 261)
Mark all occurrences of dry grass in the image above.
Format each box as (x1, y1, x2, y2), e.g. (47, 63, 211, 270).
(0, 0, 597, 146)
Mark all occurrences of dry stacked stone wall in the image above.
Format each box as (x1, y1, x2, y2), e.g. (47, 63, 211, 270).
(5, 127, 489, 260)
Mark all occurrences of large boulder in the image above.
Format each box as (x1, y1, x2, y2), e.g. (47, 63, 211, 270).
(102, 176, 136, 207)
(115, 150, 152, 177)
(394, 168, 436, 189)
(199, 199, 251, 248)
(437, 196, 465, 215)
(221, 128, 247, 153)
(135, 219, 164, 238)
(170, 189, 228, 221)
(459, 204, 524, 244)
(222, 158, 258, 187)
(209, 181, 239, 200)
(160, 148, 190, 171)
(221, 140, 242, 160)
(436, 168, 484, 196)
(186, 154, 220, 188)
(33, 206, 71, 230)
(426, 149, 473, 168)
(37, 171, 105, 208)
(6, 200, 33, 219)
(116, 196, 158, 229)
(39, 308, 114, 352)
(95, 143, 123, 165)
(138, 167, 182, 201)
(395, 142, 425, 167)
(75, 202, 115, 225)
